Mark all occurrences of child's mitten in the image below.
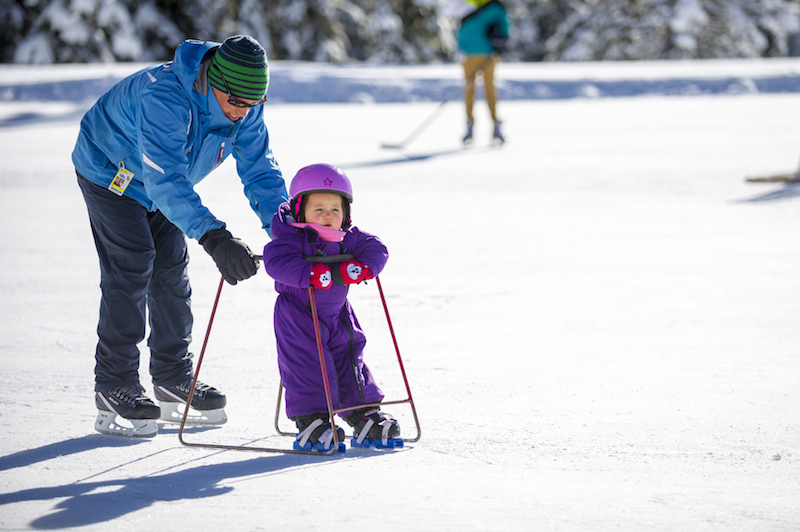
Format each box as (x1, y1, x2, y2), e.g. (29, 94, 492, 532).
(310, 263, 333, 289)
(337, 260, 374, 285)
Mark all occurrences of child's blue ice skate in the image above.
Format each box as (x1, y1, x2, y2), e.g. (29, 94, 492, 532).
(292, 413, 346, 453)
(345, 407, 403, 449)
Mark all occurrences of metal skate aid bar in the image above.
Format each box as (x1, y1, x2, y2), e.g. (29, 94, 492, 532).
(275, 255, 422, 443)
(179, 253, 420, 454)
(177, 256, 347, 455)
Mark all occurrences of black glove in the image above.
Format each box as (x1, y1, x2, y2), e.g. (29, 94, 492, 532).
(487, 24, 508, 54)
(491, 37, 508, 54)
(200, 228, 259, 285)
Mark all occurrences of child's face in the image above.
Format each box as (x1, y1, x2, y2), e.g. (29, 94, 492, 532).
(303, 192, 345, 230)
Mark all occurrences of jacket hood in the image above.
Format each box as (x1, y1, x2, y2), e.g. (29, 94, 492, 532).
(271, 202, 295, 239)
(170, 39, 221, 107)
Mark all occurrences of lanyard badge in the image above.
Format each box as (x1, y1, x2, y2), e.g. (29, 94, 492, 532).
(109, 165, 134, 196)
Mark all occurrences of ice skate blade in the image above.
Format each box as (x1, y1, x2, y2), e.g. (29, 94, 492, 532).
(158, 402, 227, 425)
(95, 410, 157, 438)
(293, 440, 346, 453)
(350, 437, 404, 449)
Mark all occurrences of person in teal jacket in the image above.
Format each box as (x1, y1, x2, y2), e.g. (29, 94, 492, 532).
(456, 0, 511, 144)
(73, 35, 288, 438)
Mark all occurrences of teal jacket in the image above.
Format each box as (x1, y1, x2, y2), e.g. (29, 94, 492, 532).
(72, 39, 287, 240)
(457, 0, 511, 56)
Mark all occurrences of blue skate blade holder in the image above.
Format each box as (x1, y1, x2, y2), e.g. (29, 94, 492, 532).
(294, 440, 346, 453)
(350, 438, 404, 449)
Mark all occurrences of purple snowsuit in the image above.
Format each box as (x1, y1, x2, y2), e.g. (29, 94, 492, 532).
(263, 202, 389, 419)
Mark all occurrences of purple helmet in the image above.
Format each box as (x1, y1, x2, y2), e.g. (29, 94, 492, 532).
(289, 164, 353, 228)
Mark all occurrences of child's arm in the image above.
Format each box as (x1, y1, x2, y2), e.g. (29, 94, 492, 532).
(332, 228, 389, 285)
(350, 229, 389, 276)
(262, 236, 315, 288)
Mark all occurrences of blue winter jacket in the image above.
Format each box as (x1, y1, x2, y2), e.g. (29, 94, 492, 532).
(458, 0, 511, 55)
(72, 39, 287, 240)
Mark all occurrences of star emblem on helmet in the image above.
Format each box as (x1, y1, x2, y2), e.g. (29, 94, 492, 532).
(323, 178, 332, 186)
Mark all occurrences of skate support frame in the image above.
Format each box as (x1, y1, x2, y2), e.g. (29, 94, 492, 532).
(177, 254, 421, 456)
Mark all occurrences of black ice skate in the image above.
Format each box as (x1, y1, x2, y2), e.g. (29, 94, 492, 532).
(492, 120, 505, 145)
(153, 379, 227, 425)
(95, 383, 160, 438)
(344, 406, 402, 449)
(292, 413, 346, 453)
(462, 119, 474, 144)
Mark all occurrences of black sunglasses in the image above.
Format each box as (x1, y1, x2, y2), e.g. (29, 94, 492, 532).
(221, 73, 267, 108)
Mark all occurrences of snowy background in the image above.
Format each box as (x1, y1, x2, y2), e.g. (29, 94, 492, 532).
(6, 0, 800, 64)
(1, 57, 800, 530)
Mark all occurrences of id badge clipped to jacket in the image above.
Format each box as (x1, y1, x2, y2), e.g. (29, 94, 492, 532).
(109, 164, 134, 196)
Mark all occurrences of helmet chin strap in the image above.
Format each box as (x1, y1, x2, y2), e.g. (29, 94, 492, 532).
(292, 194, 303, 217)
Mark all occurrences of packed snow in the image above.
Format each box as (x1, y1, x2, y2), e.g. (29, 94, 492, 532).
(1, 58, 799, 530)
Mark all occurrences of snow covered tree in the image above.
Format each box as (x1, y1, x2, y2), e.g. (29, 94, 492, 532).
(390, 0, 451, 62)
(263, 0, 353, 61)
(0, 1, 30, 63)
(130, 1, 183, 61)
(261, 0, 449, 63)
(231, 0, 273, 55)
(668, 0, 800, 59)
(527, 0, 800, 61)
(5, 0, 800, 63)
(14, 0, 183, 63)
(541, 0, 672, 60)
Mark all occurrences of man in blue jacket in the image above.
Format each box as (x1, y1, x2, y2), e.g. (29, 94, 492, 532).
(73, 35, 288, 437)
(457, 0, 511, 144)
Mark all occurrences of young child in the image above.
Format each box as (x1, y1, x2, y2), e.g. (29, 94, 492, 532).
(262, 163, 401, 451)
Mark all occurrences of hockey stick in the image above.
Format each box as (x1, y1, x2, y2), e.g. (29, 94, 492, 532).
(380, 99, 452, 150)
(745, 172, 800, 183)
(747, 152, 800, 183)
(380, 54, 496, 150)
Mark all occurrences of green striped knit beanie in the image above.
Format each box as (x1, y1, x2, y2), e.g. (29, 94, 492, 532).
(208, 35, 269, 101)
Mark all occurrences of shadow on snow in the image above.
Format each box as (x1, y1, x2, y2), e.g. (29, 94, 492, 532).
(0, 431, 388, 529)
(735, 183, 800, 203)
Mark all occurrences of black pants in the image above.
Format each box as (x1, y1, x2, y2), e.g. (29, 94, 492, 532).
(77, 173, 193, 392)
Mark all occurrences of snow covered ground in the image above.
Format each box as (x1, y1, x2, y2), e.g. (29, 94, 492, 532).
(1, 58, 799, 531)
